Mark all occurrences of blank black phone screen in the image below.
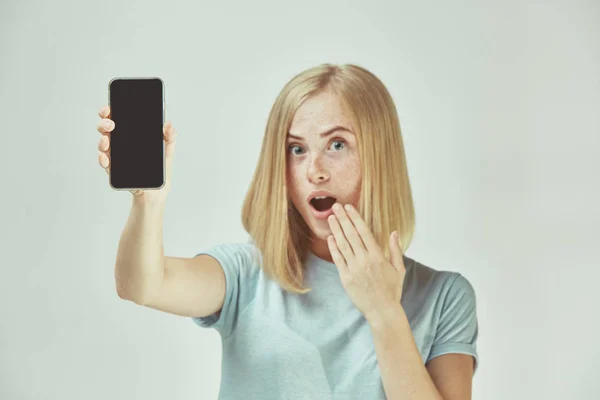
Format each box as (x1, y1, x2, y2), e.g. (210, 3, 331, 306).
(109, 78, 164, 190)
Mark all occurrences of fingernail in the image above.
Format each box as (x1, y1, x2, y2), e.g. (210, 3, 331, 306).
(105, 121, 113, 129)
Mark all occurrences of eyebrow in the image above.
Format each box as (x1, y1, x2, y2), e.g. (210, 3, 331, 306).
(287, 125, 352, 141)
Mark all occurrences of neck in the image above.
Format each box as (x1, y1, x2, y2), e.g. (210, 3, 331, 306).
(309, 238, 333, 263)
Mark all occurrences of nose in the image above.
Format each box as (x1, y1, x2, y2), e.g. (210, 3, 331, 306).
(307, 154, 330, 184)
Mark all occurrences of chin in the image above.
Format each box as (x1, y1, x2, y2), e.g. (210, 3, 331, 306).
(308, 222, 332, 241)
(297, 207, 333, 241)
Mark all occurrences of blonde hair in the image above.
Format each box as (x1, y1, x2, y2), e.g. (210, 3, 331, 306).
(241, 63, 415, 294)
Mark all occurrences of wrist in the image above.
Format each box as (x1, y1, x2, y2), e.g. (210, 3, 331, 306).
(366, 302, 406, 333)
(131, 194, 166, 211)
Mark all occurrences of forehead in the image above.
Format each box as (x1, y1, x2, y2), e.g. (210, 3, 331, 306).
(289, 91, 352, 134)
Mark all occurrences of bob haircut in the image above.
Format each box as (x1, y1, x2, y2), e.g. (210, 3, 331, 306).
(241, 63, 415, 294)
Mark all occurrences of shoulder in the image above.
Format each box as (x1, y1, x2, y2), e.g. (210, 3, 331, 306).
(191, 240, 264, 336)
(402, 255, 477, 312)
(405, 255, 474, 289)
(195, 240, 263, 279)
(406, 257, 480, 373)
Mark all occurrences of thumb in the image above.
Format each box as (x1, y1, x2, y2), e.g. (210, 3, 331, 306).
(389, 231, 404, 271)
(164, 121, 177, 179)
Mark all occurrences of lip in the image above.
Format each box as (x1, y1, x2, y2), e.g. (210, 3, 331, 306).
(306, 190, 336, 204)
(306, 190, 337, 221)
(311, 206, 335, 220)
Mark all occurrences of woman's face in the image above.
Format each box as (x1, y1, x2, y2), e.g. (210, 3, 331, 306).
(286, 90, 362, 254)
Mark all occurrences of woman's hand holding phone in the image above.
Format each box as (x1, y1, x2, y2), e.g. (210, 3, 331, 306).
(96, 105, 177, 205)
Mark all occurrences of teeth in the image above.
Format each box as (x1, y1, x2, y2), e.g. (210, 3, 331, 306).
(314, 196, 328, 199)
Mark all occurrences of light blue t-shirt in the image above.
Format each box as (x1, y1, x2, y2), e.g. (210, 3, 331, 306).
(191, 241, 479, 400)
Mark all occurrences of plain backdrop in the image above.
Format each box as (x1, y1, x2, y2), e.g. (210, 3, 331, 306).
(1, 0, 598, 399)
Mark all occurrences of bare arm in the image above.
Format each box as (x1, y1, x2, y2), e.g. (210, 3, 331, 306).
(98, 105, 224, 319)
(115, 198, 226, 318)
(144, 254, 226, 318)
(114, 198, 166, 304)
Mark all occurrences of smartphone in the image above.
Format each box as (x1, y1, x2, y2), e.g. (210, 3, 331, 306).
(108, 77, 165, 190)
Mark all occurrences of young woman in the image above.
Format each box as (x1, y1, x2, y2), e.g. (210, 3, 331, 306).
(97, 63, 479, 400)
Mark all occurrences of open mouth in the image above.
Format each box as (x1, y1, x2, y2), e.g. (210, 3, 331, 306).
(310, 196, 336, 212)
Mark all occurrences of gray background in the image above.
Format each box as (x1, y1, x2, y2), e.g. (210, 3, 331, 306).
(1, 0, 599, 399)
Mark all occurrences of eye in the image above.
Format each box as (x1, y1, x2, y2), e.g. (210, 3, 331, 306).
(288, 144, 305, 155)
(287, 139, 346, 156)
(331, 140, 346, 151)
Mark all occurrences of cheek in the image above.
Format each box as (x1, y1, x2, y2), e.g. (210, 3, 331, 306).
(336, 157, 362, 189)
(286, 167, 303, 200)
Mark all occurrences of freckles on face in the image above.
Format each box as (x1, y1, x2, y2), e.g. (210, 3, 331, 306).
(285, 91, 363, 212)
(336, 154, 362, 203)
(286, 136, 362, 215)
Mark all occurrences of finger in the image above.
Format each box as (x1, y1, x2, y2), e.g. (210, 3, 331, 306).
(163, 120, 175, 141)
(389, 231, 404, 272)
(98, 135, 110, 152)
(327, 214, 352, 268)
(97, 118, 114, 134)
(331, 203, 365, 255)
(164, 121, 177, 151)
(343, 204, 379, 254)
(163, 121, 177, 179)
(327, 235, 349, 278)
(98, 105, 111, 118)
(98, 151, 110, 171)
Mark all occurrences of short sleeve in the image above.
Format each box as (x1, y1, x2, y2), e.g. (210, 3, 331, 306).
(427, 273, 480, 375)
(190, 242, 260, 339)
